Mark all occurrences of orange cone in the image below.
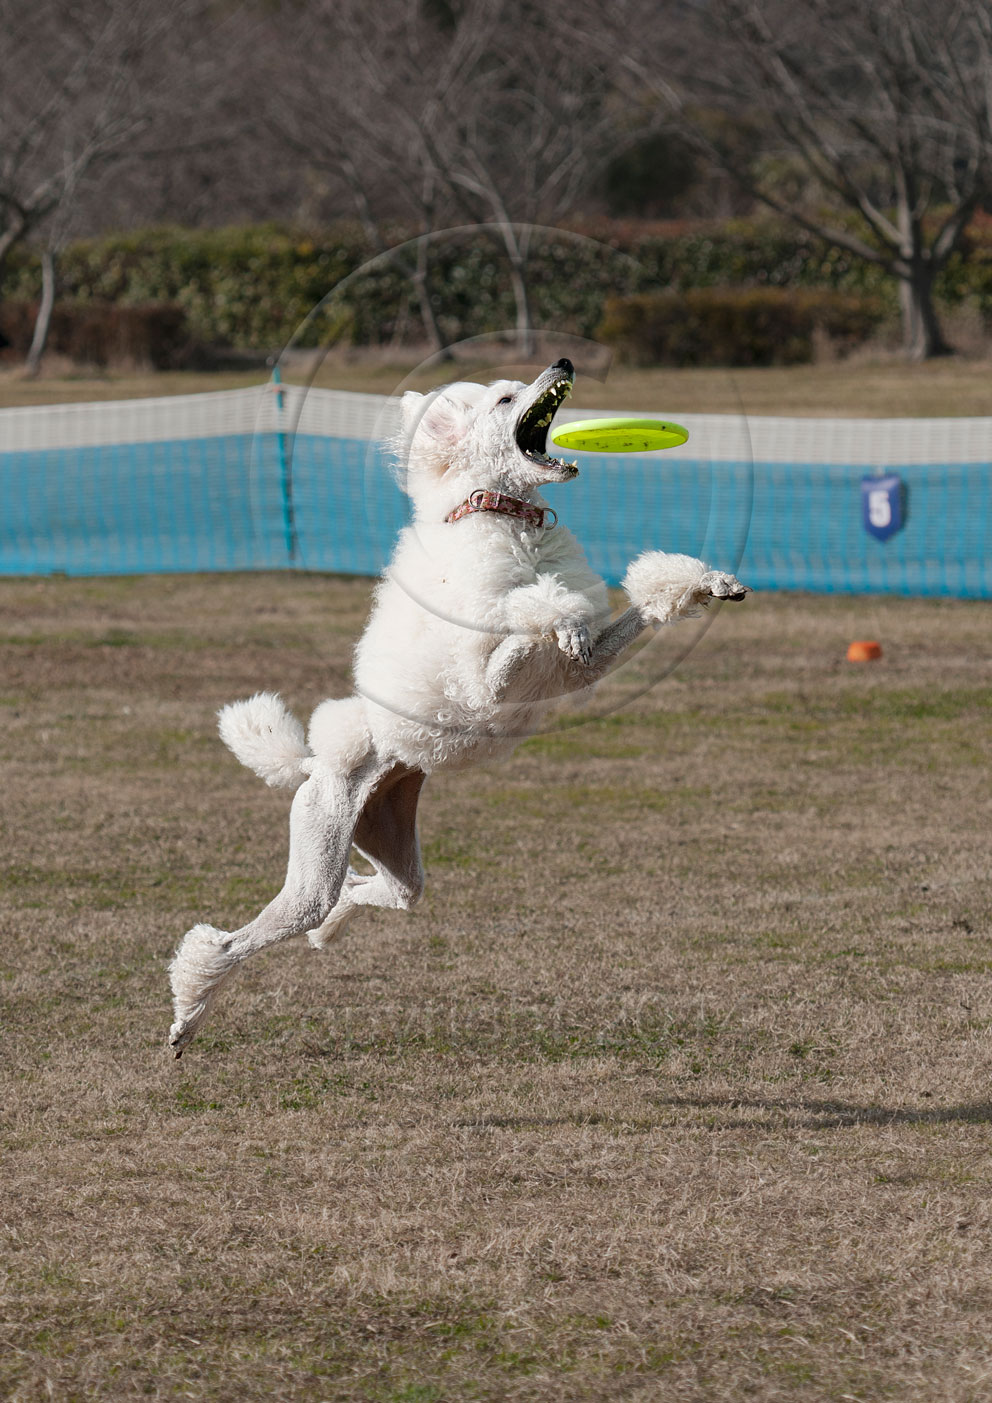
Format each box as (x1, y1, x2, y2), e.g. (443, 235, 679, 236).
(847, 640, 882, 662)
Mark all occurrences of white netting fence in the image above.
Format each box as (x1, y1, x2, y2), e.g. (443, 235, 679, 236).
(1, 384, 989, 594)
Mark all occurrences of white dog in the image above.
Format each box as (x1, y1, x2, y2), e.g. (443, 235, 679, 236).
(169, 358, 748, 1055)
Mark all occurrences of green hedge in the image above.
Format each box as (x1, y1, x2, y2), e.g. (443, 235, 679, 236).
(597, 287, 886, 366)
(4, 224, 631, 350)
(0, 300, 191, 368)
(5, 215, 992, 355)
(3, 225, 373, 351)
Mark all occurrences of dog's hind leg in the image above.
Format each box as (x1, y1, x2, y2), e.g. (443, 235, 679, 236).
(169, 761, 386, 1056)
(351, 764, 427, 910)
(307, 764, 427, 949)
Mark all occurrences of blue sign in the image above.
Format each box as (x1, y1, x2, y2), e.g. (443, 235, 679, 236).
(861, 473, 905, 541)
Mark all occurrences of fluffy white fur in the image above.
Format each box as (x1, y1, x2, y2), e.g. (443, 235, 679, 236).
(169, 359, 748, 1055)
(623, 551, 744, 623)
(218, 691, 309, 788)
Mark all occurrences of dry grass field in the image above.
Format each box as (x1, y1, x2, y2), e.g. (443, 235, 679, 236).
(3, 352, 992, 417)
(3, 572, 992, 1401)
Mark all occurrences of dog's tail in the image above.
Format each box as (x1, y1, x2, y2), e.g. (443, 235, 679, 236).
(217, 692, 310, 788)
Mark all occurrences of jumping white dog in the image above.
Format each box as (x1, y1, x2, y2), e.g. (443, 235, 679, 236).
(169, 358, 748, 1055)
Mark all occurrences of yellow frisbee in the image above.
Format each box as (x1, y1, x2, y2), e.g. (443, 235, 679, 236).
(551, 417, 689, 454)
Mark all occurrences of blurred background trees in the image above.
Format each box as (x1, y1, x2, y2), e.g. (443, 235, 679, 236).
(634, 0, 992, 360)
(0, 0, 249, 368)
(4, 0, 992, 363)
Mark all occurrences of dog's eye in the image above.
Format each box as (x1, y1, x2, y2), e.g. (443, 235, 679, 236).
(497, 395, 513, 405)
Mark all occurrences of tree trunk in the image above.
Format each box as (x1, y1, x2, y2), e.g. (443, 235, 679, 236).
(341, 158, 451, 360)
(507, 251, 533, 357)
(485, 214, 533, 356)
(0, 216, 28, 295)
(410, 234, 449, 358)
(898, 264, 950, 361)
(24, 247, 56, 378)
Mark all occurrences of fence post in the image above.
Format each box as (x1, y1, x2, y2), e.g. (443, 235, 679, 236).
(272, 364, 297, 563)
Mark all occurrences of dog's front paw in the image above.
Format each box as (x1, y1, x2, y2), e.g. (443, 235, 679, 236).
(554, 619, 592, 664)
(624, 552, 750, 624)
(698, 570, 749, 602)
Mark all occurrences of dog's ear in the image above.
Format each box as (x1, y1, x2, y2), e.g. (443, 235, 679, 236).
(408, 389, 472, 449)
(392, 387, 476, 492)
(399, 391, 427, 440)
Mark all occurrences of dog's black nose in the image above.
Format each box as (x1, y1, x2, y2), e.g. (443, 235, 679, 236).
(553, 357, 574, 375)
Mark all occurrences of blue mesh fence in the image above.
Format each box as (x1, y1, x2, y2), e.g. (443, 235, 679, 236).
(1, 389, 990, 595)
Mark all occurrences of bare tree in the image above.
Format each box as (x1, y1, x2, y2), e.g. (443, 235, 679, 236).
(0, 0, 247, 367)
(414, 0, 626, 352)
(268, 0, 651, 353)
(23, 229, 66, 380)
(267, 1, 471, 353)
(629, 0, 992, 359)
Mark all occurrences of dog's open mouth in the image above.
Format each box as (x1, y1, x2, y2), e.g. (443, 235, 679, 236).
(515, 370, 577, 476)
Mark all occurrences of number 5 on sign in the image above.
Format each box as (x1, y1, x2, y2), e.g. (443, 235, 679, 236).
(861, 473, 906, 541)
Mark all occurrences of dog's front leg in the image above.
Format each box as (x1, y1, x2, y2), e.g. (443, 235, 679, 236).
(485, 633, 538, 697)
(500, 579, 595, 668)
(584, 605, 648, 677)
(553, 605, 647, 692)
(486, 635, 529, 695)
(560, 552, 751, 692)
(624, 551, 749, 623)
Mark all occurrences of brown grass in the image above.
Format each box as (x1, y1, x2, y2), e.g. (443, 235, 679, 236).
(3, 574, 992, 1401)
(3, 351, 992, 416)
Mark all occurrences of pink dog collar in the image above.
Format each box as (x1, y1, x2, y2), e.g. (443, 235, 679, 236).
(445, 489, 556, 530)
